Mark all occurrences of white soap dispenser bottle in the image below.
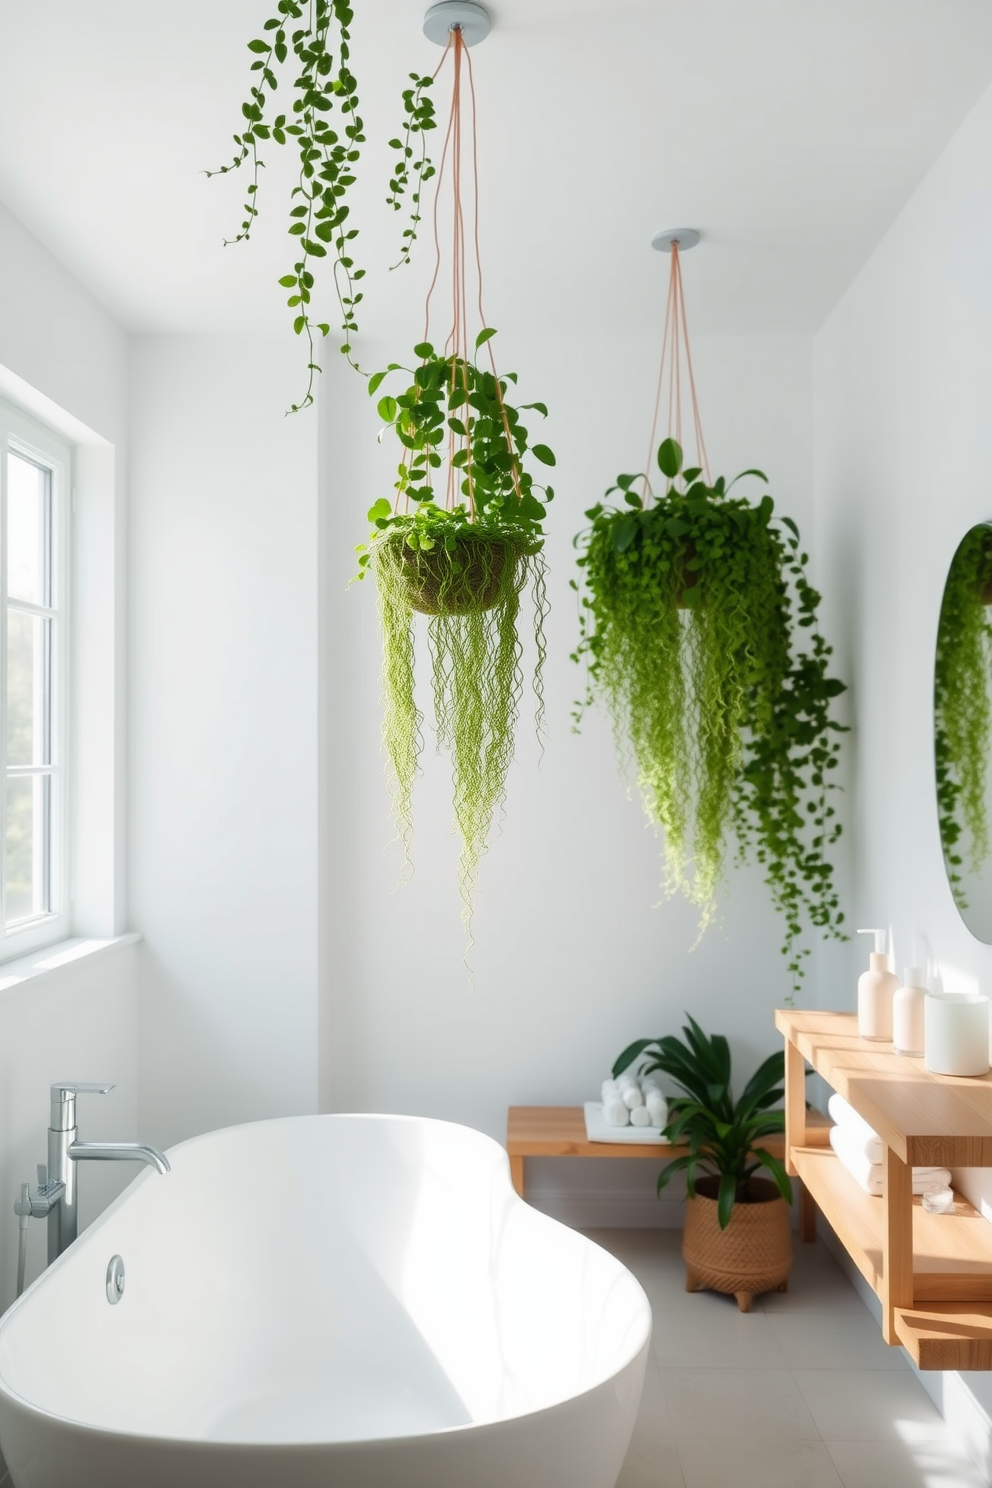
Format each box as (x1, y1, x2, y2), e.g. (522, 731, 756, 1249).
(893, 966, 927, 1056)
(857, 928, 899, 1041)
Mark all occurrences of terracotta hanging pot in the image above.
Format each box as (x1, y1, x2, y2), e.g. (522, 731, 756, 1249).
(682, 1175, 792, 1312)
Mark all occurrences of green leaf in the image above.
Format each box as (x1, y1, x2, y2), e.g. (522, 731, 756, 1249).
(531, 444, 556, 467)
(657, 438, 683, 478)
(278, 274, 298, 288)
(366, 498, 391, 522)
(368, 370, 387, 396)
(377, 395, 398, 422)
(613, 516, 637, 553)
(475, 327, 498, 348)
(413, 341, 434, 359)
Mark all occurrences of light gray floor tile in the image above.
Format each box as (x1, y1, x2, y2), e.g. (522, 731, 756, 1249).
(658, 1367, 820, 1441)
(677, 1437, 844, 1488)
(825, 1437, 990, 1488)
(652, 1307, 789, 1368)
(764, 1312, 908, 1370)
(633, 1360, 675, 1440)
(793, 1369, 952, 1443)
(617, 1438, 686, 1488)
(758, 1242, 871, 1314)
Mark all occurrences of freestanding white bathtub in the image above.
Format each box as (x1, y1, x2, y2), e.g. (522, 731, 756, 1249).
(0, 1114, 651, 1488)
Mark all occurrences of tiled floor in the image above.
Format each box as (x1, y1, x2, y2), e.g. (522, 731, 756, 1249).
(589, 1228, 990, 1488)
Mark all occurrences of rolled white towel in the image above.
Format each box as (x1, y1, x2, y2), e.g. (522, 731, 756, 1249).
(620, 1083, 644, 1110)
(827, 1092, 884, 1163)
(602, 1097, 630, 1127)
(601, 1079, 620, 1102)
(630, 1106, 653, 1127)
(645, 1089, 668, 1127)
(642, 1070, 665, 1093)
(829, 1125, 951, 1196)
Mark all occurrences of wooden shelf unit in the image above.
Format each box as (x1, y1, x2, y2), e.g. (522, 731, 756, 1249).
(778, 1009, 992, 1370)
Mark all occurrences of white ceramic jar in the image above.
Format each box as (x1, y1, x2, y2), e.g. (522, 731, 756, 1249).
(924, 992, 990, 1078)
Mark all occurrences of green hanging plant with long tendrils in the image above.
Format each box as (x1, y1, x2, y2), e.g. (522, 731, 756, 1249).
(934, 524, 992, 909)
(572, 437, 847, 994)
(355, 332, 554, 939)
(207, 0, 437, 410)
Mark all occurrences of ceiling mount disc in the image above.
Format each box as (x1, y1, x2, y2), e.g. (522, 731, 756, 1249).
(651, 228, 701, 253)
(423, 2, 491, 46)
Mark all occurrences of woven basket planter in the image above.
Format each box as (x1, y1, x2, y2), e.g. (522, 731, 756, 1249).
(682, 1175, 792, 1313)
(396, 534, 516, 616)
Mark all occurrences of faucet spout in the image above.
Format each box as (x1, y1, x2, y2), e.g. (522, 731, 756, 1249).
(67, 1141, 171, 1175)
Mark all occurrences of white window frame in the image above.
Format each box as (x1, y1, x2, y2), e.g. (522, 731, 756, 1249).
(0, 400, 69, 957)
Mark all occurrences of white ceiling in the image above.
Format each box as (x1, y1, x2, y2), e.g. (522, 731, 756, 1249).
(1, 1, 992, 340)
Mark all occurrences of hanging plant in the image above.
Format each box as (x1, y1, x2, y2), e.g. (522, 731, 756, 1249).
(206, 0, 437, 410)
(934, 524, 992, 909)
(355, 334, 553, 936)
(573, 434, 846, 991)
(355, 25, 554, 944)
(571, 237, 845, 994)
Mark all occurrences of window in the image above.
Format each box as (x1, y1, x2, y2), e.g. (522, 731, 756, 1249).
(0, 404, 68, 955)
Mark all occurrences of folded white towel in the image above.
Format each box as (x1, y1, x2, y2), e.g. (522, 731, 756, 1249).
(829, 1125, 951, 1196)
(602, 1097, 630, 1127)
(630, 1106, 653, 1127)
(828, 1092, 884, 1163)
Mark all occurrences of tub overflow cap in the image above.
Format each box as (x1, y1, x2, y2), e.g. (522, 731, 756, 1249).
(106, 1254, 125, 1305)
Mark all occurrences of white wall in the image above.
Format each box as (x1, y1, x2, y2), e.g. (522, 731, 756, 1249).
(130, 334, 319, 1148)
(814, 79, 992, 1479)
(319, 329, 816, 1223)
(0, 202, 139, 1294)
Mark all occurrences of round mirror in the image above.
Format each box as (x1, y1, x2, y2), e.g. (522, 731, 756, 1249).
(935, 523, 992, 941)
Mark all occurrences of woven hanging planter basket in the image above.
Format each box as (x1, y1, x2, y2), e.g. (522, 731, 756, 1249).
(682, 1175, 792, 1313)
(394, 533, 516, 616)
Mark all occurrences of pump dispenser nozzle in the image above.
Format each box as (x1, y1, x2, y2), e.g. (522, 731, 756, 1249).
(857, 928, 887, 954)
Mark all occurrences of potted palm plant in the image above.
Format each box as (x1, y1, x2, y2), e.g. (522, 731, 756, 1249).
(574, 436, 847, 996)
(355, 332, 555, 938)
(614, 1015, 792, 1311)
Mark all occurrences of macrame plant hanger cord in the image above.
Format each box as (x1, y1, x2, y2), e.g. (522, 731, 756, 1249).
(642, 240, 711, 500)
(398, 24, 522, 520)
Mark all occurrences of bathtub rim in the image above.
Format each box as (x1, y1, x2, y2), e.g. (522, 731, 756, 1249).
(0, 1111, 653, 1446)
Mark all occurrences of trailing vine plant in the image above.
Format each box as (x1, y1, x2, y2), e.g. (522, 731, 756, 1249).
(354, 24, 556, 948)
(573, 436, 847, 994)
(934, 523, 992, 910)
(355, 332, 554, 938)
(207, 1, 437, 411)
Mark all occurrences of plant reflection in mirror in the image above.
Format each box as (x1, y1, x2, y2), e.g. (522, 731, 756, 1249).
(934, 524, 992, 910)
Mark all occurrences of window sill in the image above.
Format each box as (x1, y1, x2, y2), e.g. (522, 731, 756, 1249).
(0, 932, 141, 999)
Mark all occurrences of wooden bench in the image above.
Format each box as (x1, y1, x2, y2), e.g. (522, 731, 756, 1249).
(506, 1105, 830, 1237)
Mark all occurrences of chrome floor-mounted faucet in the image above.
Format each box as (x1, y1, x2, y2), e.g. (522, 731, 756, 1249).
(15, 1082, 170, 1274)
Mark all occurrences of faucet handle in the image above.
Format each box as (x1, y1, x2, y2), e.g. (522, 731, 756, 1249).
(50, 1082, 114, 1131)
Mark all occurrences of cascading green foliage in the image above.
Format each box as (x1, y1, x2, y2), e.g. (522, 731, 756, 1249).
(573, 438, 847, 993)
(207, 0, 436, 410)
(355, 333, 554, 937)
(934, 524, 992, 908)
(613, 1015, 792, 1230)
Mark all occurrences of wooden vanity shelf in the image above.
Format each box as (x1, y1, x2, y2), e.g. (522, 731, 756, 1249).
(778, 1009, 992, 1370)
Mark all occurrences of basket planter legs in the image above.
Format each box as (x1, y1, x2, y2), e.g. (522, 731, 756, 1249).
(682, 1176, 792, 1313)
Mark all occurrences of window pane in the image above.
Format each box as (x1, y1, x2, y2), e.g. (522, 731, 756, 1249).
(7, 611, 49, 766)
(5, 774, 48, 925)
(6, 452, 49, 606)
